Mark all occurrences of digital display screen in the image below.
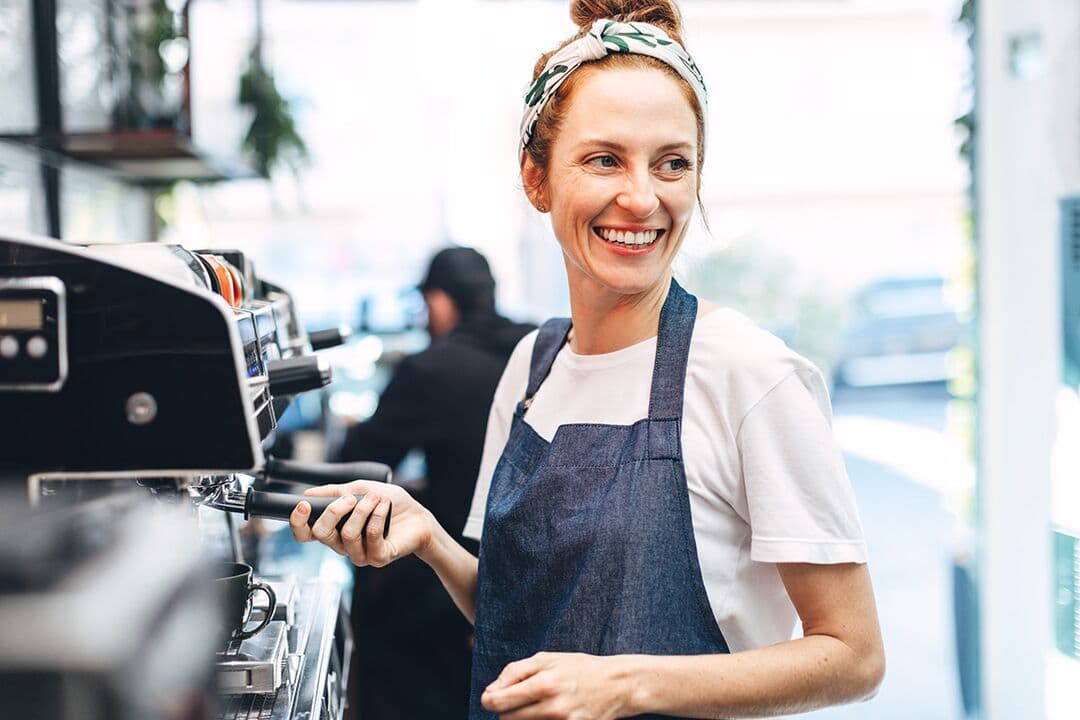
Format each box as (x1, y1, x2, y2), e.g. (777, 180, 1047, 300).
(237, 314, 263, 378)
(0, 300, 43, 330)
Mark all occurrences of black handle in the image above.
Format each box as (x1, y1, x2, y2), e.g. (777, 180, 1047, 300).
(308, 325, 352, 351)
(264, 456, 392, 485)
(245, 489, 392, 537)
(266, 356, 332, 396)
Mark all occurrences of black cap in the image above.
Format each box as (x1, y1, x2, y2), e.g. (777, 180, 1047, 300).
(418, 247, 496, 313)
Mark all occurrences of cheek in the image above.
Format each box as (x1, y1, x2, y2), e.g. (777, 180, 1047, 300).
(663, 184, 697, 223)
(552, 184, 610, 229)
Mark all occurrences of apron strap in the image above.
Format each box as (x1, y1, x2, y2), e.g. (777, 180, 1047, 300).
(520, 278, 697, 421)
(521, 317, 572, 412)
(648, 277, 698, 421)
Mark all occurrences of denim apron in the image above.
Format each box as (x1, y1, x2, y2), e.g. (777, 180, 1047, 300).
(469, 279, 730, 719)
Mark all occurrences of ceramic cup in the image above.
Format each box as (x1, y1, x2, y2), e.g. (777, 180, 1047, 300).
(212, 561, 276, 643)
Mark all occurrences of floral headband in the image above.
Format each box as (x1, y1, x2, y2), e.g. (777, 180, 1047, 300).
(520, 18, 708, 153)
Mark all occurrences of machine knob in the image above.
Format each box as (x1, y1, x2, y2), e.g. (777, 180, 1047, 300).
(307, 325, 352, 351)
(265, 355, 331, 396)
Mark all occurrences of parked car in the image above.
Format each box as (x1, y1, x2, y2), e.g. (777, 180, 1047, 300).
(833, 276, 970, 388)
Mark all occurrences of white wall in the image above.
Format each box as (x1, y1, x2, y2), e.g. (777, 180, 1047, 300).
(181, 0, 968, 323)
(684, 0, 969, 294)
(977, 0, 1080, 717)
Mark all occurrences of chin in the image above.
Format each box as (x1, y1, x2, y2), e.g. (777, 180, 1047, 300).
(591, 263, 668, 297)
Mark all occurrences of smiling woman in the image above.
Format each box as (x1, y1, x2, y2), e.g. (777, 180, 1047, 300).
(289, 1, 885, 718)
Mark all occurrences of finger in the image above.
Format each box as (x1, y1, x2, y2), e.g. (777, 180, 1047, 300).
(310, 493, 357, 547)
(487, 656, 542, 693)
(366, 498, 391, 543)
(339, 493, 378, 551)
(303, 483, 345, 497)
(481, 671, 553, 714)
(361, 499, 396, 566)
(304, 479, 382, 498)
(289, 501, 315, 542)
(498, 699, 556, 720)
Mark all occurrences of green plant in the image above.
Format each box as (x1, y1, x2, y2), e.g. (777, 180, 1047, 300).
(238, 51, 308, 178)
(955, 0, 976, 165)
(132, 1, 178, 88)
(116, 0, 184, 127)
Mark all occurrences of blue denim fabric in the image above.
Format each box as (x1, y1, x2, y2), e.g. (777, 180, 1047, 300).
(469, 279, 730, 719)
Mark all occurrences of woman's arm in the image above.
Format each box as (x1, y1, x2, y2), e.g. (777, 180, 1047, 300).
(289, 480, 480, 623)
(415, 515, 481, 623)
(481, 562, 884, 719)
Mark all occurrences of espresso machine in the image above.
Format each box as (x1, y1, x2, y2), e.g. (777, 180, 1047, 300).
(0, 233, 386, 720)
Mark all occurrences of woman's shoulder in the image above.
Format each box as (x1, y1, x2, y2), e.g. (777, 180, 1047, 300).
(507, 326, 540, 366)
(690, 303, 826, 412)
(692, 303, 802, 364)
(492, 327, 540, 395)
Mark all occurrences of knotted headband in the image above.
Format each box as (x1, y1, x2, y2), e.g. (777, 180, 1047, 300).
(520, 18, 708, 153)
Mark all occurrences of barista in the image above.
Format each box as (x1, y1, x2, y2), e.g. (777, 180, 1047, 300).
(292, 1, 884, 717)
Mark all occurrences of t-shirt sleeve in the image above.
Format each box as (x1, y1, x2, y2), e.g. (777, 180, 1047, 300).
(737, 367, 868, 564)
(462, 330, 536, 541)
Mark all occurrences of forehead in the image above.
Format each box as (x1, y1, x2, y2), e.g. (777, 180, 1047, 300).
(556, 66, 698, 153)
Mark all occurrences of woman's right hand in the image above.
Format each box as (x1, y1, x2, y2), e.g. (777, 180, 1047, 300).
(288, 480, 435, 568)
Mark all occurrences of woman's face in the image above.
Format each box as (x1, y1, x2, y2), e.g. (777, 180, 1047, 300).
(529, 66, 699, 299)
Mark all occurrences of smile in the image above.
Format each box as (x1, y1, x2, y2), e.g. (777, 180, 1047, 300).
(593, 227, 664, 247)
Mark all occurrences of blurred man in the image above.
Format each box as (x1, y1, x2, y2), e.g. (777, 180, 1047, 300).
(337, 246, 535, 720)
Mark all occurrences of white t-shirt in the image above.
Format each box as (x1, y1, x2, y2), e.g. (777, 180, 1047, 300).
(463, 306, 867, 652)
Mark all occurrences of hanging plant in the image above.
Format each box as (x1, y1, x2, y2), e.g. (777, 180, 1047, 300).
(114, 0, 187, 129)
(954, 0, 976, 165)
(238, 50, 308, 178)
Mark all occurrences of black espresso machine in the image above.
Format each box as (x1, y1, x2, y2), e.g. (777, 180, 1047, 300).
(0, 233, 390, 720)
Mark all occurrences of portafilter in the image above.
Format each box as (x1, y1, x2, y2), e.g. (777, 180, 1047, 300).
(179, 456, 394, 536)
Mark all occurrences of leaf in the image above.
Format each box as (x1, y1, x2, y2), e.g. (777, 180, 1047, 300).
(525, 64, 570, 106)
(606, 36, 629, 52)
(620, 32, 657, 48)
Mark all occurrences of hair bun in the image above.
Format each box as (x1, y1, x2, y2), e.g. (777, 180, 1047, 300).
(569, 0, 683, 39)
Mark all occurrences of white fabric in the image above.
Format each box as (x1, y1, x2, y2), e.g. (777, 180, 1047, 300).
(520, 19, 709, 151)
(464, 307, 867, 652)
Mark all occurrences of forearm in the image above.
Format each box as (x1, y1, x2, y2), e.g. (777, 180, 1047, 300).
(416, 520, 480, 624)
(617, 634, 883, 718)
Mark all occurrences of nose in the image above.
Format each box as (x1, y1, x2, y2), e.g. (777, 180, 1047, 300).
(615, 167, 660, 218)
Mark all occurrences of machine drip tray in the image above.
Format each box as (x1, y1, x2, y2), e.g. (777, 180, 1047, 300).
(216, 621, 288, 694)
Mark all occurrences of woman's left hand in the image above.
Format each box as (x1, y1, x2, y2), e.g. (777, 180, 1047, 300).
(481, 652, 631, 719)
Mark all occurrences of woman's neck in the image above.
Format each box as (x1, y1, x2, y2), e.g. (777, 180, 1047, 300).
(565, 272, 671, 355)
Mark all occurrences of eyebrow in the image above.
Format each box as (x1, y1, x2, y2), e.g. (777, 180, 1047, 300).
(575, 139, 694, 153)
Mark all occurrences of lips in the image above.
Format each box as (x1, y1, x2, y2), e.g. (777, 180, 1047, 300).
(593, 227, 664, 247)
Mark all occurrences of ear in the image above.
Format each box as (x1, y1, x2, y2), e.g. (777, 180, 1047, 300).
(520, 153, 548, 212)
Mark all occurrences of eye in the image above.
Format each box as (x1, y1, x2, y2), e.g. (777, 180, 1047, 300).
(585, 155, 618, 170)
(658, 157, 691, 175)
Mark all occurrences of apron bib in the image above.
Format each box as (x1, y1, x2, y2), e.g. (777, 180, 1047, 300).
(470, 279, 729, 719)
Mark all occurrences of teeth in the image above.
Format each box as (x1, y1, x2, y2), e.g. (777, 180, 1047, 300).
(597, 228, 660, 246)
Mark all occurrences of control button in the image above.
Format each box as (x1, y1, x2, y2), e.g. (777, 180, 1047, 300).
(26, 335, 48, 359)
(0, 336, 18, 359)
(126, 392, 158, 425)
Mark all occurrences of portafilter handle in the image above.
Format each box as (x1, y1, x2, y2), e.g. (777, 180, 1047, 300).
(264, 355, 332, 396)
(307, 325, 352, 351)
(244, 489, 392, 538)
(249, 457, 395, 536)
